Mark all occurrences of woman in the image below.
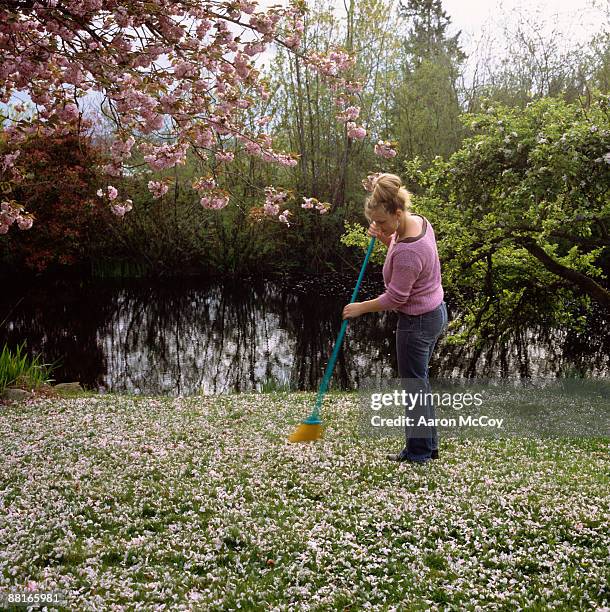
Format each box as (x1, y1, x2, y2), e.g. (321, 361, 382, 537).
(342, 173, 448, 463)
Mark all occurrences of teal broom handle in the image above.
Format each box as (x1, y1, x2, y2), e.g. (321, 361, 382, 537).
(311, 237, 377, 419)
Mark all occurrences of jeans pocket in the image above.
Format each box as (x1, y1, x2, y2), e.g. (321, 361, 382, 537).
(397, 315, 419, 332)
(421, 307, 444, 340)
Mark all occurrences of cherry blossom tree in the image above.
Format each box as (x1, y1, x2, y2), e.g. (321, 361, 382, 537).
(0, 0, 386, 235)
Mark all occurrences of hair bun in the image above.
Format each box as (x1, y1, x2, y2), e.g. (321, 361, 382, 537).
(364, 173, 411, 218)
(372, 173, 401, 199)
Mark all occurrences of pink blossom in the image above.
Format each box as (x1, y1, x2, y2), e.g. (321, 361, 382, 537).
(274, 154, 298, 167)
(264, 202, 279, 216)
(143, 143, 188, 171)
(0, 0, 365, 229)
(344, 80, 363, 94)
(219, 63, 236, 77)
(329, 50, 354, 70)
(347, 123, 366, 140)
(215, 151, 234, 163)
(1, 150, 21, 172)
(193, 176, 216, 191)
(111, 199, 132, 217)
(110, 137, 135, 159)
(305, 49, 355, 78)
(0, 212, 14, 226)
(362, 173, 382, 192)
(57, 103, 79, 122)
(17, 216, 33, 230)
(194, 128, 214, 148)
(140, 111, 164, 133)
(244, 141, 263, 155)
(302, 197, 317, 209)
(284, 35, 301, 49)
(148, 180, 169, 199)
(102, 162, 122, 177)
(1, 201, 19, 223)
(249, 13, 277, 35)
(315, 201, 331, 214)
(337, 106, 360, 123)
(30, 91, 51, 105)
(233, 54, 251, 79)
(63, 65, 84, 86)
(263, 186, 291, 217)
(196, 19, 212, 37)
(265, 186, 288, 206)
(158, 93, 178, 114)
(174, 61, 196, 79)
(374, 140, 397, 158)
(244, 41, 266, 57)
(238, 1, 257, 14)
(200, 193, 229, 209)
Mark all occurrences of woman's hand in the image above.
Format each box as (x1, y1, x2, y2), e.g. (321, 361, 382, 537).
(342, 302, 365, 320)
(368, 222, 392, 247)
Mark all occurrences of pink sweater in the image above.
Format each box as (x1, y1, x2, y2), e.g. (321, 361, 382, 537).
(377, 215, 444, 315)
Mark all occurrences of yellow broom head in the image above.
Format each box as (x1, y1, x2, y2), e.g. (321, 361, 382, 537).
(288, 422, 323, 442)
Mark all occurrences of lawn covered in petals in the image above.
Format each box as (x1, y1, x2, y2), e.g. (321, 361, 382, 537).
(1, 393, 608, 610)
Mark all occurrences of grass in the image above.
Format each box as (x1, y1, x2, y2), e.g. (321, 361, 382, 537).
(0, 391, 608, 610)
(0, 342, 57, 394)
(258, 375, 292, 393)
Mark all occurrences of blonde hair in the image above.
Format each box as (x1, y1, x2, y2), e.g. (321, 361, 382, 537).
(364, 173, 411, 220)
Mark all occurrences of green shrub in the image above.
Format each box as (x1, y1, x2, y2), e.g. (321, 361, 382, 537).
(0, 342, 56, 393)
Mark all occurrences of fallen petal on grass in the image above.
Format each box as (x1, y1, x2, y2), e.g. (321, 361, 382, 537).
(0, 392, 608, 610)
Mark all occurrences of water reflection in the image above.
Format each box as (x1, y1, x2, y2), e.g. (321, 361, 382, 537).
(1, 275, 608, 395)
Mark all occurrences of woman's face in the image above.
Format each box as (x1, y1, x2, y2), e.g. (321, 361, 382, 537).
(368, 209, 402, 235)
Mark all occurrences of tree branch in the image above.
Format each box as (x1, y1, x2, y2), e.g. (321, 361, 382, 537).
(515, 236, 610, 308)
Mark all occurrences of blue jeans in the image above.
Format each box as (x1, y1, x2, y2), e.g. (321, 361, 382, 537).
(395, 301, 448, 462)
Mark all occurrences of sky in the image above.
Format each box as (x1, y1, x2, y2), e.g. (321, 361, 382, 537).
(440, 0, 608, 53)
(435, 0, 609, 89)
(309, 0, 609, 90)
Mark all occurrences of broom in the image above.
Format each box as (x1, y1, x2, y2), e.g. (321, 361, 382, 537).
(288, 236, 377, 442)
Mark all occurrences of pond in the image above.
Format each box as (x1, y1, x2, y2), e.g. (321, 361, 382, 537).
(1, 274, 608, 395)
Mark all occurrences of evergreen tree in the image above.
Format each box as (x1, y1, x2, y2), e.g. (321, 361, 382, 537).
(399, 0, 466, 67)
(392, 0, 466, 165)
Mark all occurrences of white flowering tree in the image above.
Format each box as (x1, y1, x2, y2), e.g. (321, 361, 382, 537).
(414, 95, 610, 338)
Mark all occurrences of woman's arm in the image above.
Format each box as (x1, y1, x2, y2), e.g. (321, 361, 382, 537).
(342, 298, 386, 319)
(343, 252, 421, 319)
